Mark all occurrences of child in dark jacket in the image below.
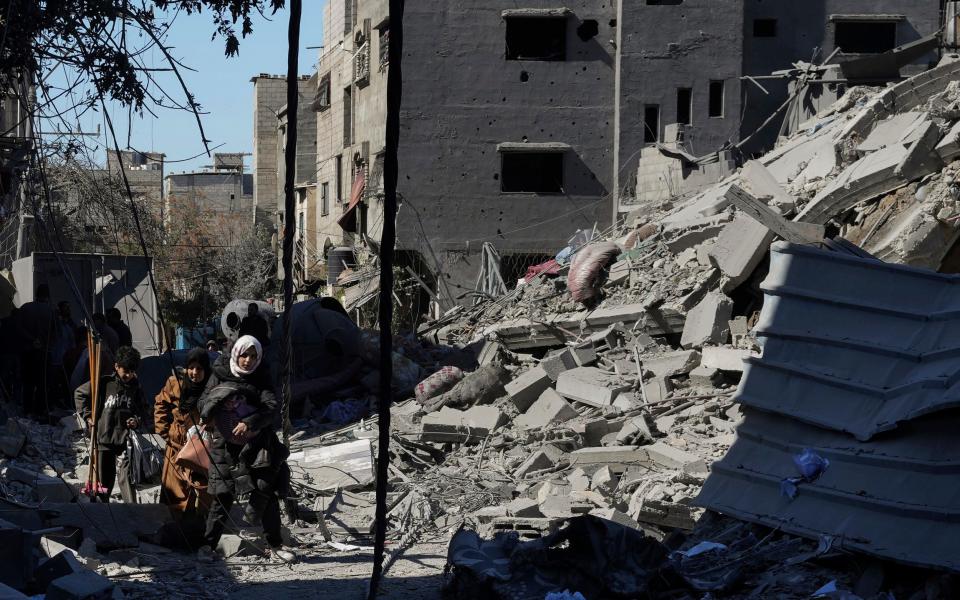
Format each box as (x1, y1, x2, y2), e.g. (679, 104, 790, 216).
(74, 346, 145, 503)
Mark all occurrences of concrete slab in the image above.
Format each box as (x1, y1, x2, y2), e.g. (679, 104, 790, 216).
(515, 444, 566, 478)
(421, 405, 506, 444)
(569, 446, 647, 469)
(644, 350, 701, 378)
(505, 498, 542, 518)
(287, 439, 375, 492)
(45, 570, 114, 600)
(539, 349, 578, 382)
(701, 346, 753, 372)
(46, 502, 173, 550)
(556, 367, 630, 408)
(680, 292, 733, 349)
(515, 388, 578, 431)
(644, 442, 709, 477)
(708, 214, 776, 292)
(505, 366, 551, 412)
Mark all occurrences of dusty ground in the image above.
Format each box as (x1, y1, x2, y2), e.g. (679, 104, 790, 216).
(114, 537, 449, 599)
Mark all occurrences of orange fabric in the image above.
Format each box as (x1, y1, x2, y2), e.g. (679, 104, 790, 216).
(154, 376, 212, 514)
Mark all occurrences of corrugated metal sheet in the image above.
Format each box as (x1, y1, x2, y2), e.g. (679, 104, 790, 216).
(697, 241, 960, 571)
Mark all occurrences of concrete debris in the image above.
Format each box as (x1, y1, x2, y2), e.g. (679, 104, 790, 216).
(555, 367, 630, 408)
(680, 292, 733, 349)
(286, 439, 375, 491)
(514, 388, 577, 431)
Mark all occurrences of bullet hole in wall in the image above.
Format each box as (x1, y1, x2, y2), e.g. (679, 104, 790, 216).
(493, 174, 499, 180)
(609, 19, 617, 27)
(520, 71, 529, 82)
(577, 20, 599, 42)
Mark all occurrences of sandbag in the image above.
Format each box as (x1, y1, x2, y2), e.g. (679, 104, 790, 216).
(567, 242, 622, 304)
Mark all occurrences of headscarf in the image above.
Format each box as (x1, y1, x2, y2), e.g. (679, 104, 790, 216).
(179, 347, 212, 413)
(230, 335, 263, 377)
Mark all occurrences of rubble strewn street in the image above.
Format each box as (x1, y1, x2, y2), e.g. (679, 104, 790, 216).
(7, 2, 960, 599)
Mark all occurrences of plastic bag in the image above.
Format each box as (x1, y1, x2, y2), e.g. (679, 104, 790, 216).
(781, 448, 830, 499)
(127, 431, 163, 485)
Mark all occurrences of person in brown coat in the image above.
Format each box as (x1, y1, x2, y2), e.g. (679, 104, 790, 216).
(155, 348, 213, 517)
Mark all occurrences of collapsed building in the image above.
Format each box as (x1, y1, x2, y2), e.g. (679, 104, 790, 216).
(10, 36, 960, 600)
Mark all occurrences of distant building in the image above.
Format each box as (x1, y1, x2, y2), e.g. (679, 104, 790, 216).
(163, 152, 254, 245)
(106, 150, 165, 217)
(251, 74, 316, 229)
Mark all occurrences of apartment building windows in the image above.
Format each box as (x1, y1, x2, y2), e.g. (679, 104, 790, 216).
(505, 15, 567, 61)
(316, 73, 331, 111)
(321, 182, 330, 216)
(378, 25, 390, 70)
(676, 88, 692, 125)
(500, 146, 564, 193)
(644, 105, 660, 143)
(709, 80, 724, 118)
(834, 20, 897, 53)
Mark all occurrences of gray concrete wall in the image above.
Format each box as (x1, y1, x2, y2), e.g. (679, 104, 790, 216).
(252, 76, 287, 225)
(616, 0, 744, 213)
(741, 0, 942, 154)
(395, 0, 616, 296)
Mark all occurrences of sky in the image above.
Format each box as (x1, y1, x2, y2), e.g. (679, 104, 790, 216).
(66, 2, 327, 174)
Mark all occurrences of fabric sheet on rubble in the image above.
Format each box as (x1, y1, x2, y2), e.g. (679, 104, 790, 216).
(445, 515, 671, 600)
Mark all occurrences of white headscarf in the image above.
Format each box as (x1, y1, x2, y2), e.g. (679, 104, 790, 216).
(230, 335, 263, 377)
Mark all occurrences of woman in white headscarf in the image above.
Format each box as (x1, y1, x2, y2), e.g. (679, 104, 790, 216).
(197, 335, 297, 563)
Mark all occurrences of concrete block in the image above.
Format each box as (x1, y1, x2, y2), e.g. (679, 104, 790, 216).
(504, 366, 551, 412)
(566, 468, 591, 492)
(590, 466, 617, 497)
(287, 439, 375, 491)
(0, 430, 25, 458)
(556, 367, 630, 408)
(701, 346, 752, 372)
(506, 498, 542, 518)
(571, 345, 597, 367)
(665, 225, 725, 254)
(515, 444, 565, 478)
(935, 119, 960, 162)
(217, 534, 266, 558)
(515, 389, 578, 431)
(5, 466, 76, 503)
(34, 551, 86, 592)
(708, 214, 775, 291)
(589, 508, 643, 530)
(643, 350, 701, 378)
(644, 442, 709, 477)
(536, 480, 572, 505)
(421, 405, 506, 444)
(569, 417, 611, 447)
(540, 349, 579, 382)
(680, 292, 733, 349)
(616, 416, 654, 445)
(688, 365, 721, 387)
(569, 446, 647, 470)
(46, 570, 114, 600)
(539, 496, 593, 519)
(472, 506, 508, 523)
(729, 316, 751, 349)
(641, 377, 672, 404)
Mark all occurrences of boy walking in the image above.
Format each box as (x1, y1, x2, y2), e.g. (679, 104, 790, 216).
(74, 346, 146, 503)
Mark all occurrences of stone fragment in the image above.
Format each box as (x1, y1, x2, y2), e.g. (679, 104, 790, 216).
(515, 444, 566, 478)
(569, 446, 647, 469)
(217, 534, 266, 558)
(515, 389, 578, 431)
(701, 346, 752, 372)
(536, 480, 572, 505)
(644, 442, 709, 477)
(688, 365, 721, 387)
(590, 466, 617, 497)
(680, 292, 733, 349)
(589, 508, 643, 530)
(641, 377, 672, 404)
(504, 366, 551, 412)
(708, 213, 776, 292)
(506, 498, 543, 518)
(644, 350, 701, 378)
(540, 349, 578, 382)
(33, 551, 86, 592)
(566, 468, 591, 492)
(569, 417, 612, 447)
(46, 570, 115, 600)
(556, 367, 630, 408)
(538, 496, 593, 519)
(421, 405, 506, 444)
(616, 416, 654, 445)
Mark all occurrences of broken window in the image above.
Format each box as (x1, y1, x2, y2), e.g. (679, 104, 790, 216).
(378, 26, 390, 70)
(709, 80, 724, 118)
(835, 21, 897, 54)
(335, 155, 343, 202)
(321, 182, 330, 216)
(753, 19, 777, 37)
(644, 105, 660, 143)
(677, 88, 692, 125)
(505, 16, 567, 61)
(343, 86, 352, 147)
(500, 152, 563, 193)
(315, 73, 331, 111)
(343, 0, 353, 34)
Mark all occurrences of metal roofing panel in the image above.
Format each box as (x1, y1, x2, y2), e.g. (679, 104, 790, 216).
(698, 242, 960, 570)
(742, 242, 960, 440)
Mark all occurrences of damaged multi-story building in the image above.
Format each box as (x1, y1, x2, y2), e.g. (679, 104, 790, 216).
(305, 0, 944, 312)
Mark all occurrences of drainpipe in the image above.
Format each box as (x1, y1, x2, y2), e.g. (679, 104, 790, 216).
(612, 0, 624, 226)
